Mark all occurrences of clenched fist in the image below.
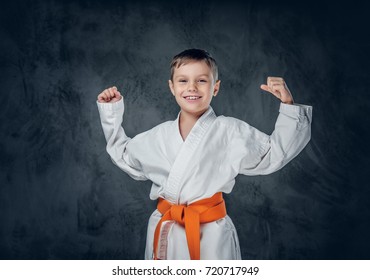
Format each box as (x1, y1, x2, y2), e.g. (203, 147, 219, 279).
(260, 77, 294, 105)
(97, 86, 122, 103)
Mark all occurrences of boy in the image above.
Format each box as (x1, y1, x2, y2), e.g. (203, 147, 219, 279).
(96, 49, 312, 260)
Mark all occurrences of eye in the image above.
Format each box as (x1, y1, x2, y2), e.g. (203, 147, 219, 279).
(198, 79, 207, 83)
(179, 79, 187, 83)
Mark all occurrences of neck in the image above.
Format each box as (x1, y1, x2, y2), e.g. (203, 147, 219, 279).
(180, 110, 204, 122)
(178, 107, 209, 141)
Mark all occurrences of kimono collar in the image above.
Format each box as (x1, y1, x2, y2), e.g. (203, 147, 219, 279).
(176, 106, 217, 130)
(198, 106, 217, 130)
(174, 106, 217, 147)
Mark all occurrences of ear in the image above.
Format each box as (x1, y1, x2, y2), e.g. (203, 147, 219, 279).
(168, 80, 175, 96)
(213, 80, 221, 96)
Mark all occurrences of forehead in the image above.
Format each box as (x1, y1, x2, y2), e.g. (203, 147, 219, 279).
(173, 60, 212, 77)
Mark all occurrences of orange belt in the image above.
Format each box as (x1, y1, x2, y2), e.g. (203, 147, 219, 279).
(153, 192, 227, 260)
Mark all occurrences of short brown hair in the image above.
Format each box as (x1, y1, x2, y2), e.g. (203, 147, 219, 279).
(170, 49, 218, 82)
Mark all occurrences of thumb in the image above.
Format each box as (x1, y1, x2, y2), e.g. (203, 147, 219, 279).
(114, 91, 121, 99)
(112, 87, 122, 99)
(260, 84, 270, 92)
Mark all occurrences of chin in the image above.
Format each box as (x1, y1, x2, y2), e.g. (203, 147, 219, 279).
(182, 105, 209, 115)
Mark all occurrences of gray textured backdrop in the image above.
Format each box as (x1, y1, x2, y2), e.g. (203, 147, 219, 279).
(0, 0, 369, 259)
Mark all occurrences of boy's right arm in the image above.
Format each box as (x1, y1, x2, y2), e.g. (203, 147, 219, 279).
(96, 87, 147, 181)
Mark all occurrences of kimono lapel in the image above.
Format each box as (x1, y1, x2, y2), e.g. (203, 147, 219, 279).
(164, 106, 217, 204)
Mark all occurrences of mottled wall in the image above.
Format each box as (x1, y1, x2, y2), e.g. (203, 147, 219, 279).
(0, 0, 369, 259)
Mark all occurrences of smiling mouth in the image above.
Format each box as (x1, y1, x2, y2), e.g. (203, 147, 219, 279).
(184, 96, 202, 100)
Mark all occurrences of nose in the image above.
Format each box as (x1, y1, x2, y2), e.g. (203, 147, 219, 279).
(187, 81, 197, 92)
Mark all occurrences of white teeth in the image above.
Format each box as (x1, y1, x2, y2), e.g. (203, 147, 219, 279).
(185, 96, 200, 100)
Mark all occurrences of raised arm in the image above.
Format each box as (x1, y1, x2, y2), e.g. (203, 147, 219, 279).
(96, 87, 147, 181)
(233, 77, 312, 175)
(235, 102, 312, 176)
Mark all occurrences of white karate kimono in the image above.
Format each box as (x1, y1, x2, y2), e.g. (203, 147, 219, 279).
(96, 97, 312, 260)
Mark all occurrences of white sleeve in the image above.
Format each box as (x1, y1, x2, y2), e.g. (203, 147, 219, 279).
(237, 102, 313, 176)
(96, 98, 148, 181)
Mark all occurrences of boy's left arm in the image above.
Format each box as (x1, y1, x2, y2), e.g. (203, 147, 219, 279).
(236, 77, 313, 175)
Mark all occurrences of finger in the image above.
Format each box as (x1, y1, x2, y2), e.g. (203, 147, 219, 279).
(103, 89, 109, 98)
(267, 78, 282, 86)
(268, 77, 284, 88)
(271, 83, 285, 91)
(103, 89, 111, 100)
(267, 78, 273, 89)
(267, 77, 283, 90)
(270, 83, 284, 95)
(268, 76, 284, 82)
(98, 93, 109, 102)
(108, 87, 115, 98)
(112, 87, 121, 98)
(110, 86, 118, 93)
(261, 83, 277, 94)
(111, 93, 121, 101)
(98, 94, 106, 102)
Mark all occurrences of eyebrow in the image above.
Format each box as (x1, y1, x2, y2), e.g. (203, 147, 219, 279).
(175, 74, 210, 78)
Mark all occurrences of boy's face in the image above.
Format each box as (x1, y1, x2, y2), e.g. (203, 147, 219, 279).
(168, 60, 220, 117)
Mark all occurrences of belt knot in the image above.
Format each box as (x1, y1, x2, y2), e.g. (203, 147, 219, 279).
(153, 192, 226, 260)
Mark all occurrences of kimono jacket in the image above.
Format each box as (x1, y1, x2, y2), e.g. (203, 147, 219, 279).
(96, 97, 313, 260)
